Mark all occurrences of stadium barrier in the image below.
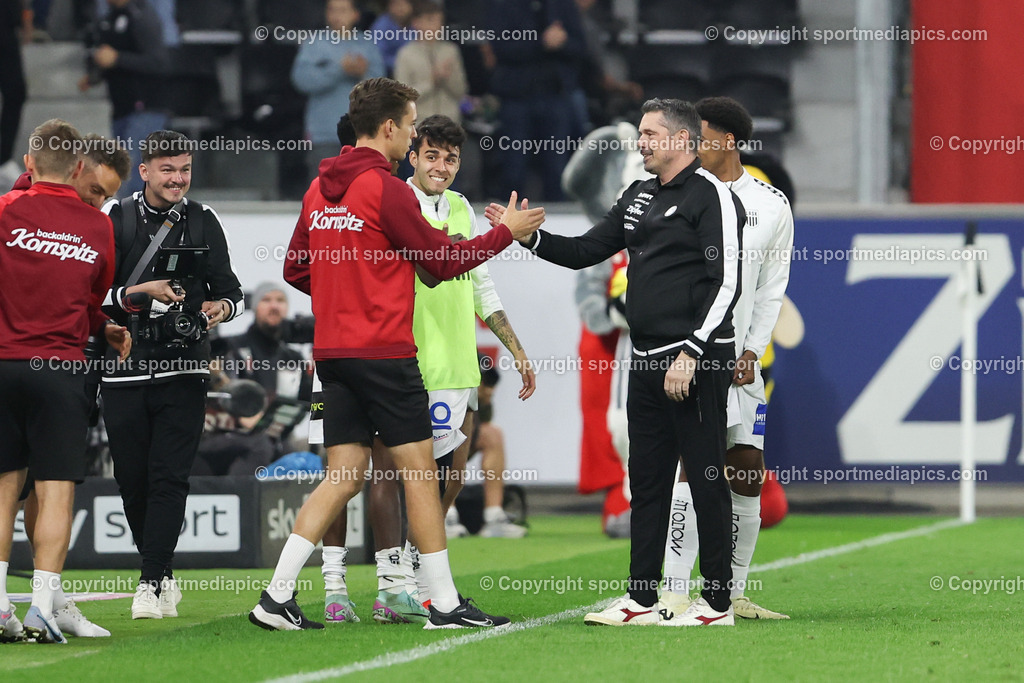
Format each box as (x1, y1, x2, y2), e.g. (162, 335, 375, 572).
(10, 476, 368, 570)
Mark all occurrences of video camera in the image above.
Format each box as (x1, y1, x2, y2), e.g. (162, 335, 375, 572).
(277, 315, 315, 345)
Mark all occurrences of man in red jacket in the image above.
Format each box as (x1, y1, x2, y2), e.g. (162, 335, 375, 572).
(0, 119, 129, 644)
(3, 133, 129, 641)
(249, 77, 544, 631)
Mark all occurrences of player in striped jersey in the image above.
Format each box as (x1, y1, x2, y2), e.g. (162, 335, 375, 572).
(661, 96, 794, 621)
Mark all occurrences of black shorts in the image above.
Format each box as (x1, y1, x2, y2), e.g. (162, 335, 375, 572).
(316, 357, 432, 448)
(0, 360, 89, 482)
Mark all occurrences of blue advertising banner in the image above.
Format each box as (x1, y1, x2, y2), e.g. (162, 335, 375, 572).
(768, 216, 1023, 482)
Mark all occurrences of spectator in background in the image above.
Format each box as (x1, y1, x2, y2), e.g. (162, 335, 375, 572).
(488, 0, 586, 201)
(574, 0, 642, 130)
(218, 282, 313, 404)
(80, 0, 170, 197)
(369, 0, 412, 75)
(92, 0, 178, 45)
(0, 0, 28, 186)
(393, 1, 466, 123)
(292, 0, 384, 182)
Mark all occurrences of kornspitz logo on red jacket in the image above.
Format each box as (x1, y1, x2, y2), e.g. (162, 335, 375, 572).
(307, 206, 364, 232)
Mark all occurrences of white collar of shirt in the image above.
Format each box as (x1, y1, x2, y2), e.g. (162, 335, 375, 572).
(407, 178, 451, 222)
(725, 167, 751, 192)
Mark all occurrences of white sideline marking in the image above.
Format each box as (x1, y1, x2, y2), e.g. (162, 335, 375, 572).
(7, 649, 100, 670)
(267, 603, 609, 683)
(749, 518, 964, 573)
(266, 518, 963, 682)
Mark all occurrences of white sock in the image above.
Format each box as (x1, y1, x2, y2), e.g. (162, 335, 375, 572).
(53, 582, 69, 610)
(321, 546, 348, 594)
(483, 506, 506, 524)
(0, 561, 10, 610)
(662, 481, 700, 596)
(31, 570, 61, 618)
(445, 507, 460, 525)
(418, 549, 459, 612)
(375, 547, 405, 595)
(409, 543, 429, 604)
(268, 534, 315, 603)
(400, 541, 417, 598)
(730, 490, 761, 599)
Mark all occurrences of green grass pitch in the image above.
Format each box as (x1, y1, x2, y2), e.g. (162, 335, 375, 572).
(4, 514, 1022, 681)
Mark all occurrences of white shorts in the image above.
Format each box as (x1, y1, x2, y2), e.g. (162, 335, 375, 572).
(308, 371, 478, 456)
(726, 365, 767, 450)
(428, 388, 477, 460)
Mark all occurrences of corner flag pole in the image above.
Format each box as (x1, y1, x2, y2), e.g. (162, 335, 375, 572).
(960, 222, 981, 523)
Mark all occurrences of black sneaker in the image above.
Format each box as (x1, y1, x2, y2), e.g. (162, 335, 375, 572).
(424, 596, 511, 630)
(249, 590, 325, 631)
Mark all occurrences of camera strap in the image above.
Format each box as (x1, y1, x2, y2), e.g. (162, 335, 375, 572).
(125, 197, 187, 287)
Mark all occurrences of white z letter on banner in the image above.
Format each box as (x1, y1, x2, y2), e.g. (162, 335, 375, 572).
(838, 234, 1014, 465)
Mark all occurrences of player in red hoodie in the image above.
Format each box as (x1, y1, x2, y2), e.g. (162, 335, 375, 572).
(249, 78, 545, 631)
(0, 120, 130, 644)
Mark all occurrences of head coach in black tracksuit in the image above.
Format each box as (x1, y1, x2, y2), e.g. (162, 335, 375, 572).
(100, 130, 243, 619)
(515, 99, 744, 622)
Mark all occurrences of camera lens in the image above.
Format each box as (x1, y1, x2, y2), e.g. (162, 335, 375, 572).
(169, 312, 198, 338)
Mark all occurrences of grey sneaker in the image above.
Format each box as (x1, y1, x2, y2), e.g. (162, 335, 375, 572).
(479, 517, 527, 538)
(23, 605, 67, 644)
(604, 510, 631, 539)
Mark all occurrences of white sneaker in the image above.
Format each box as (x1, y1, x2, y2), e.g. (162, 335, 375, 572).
(54, 599, 111, 637)
(131, 583, 162, 620)
(0, 603, 25, 642)
(658, 591, 692, 620)
(732, 596, 790, 620)
(659, 597, 734, 626)
(445, 509, 469, 538)
(479, 517, 527, 538)
(160, 577, 182, 617)
(584, 596, 662, 626)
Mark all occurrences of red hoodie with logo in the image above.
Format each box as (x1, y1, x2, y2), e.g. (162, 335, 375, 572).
(0, 181, 115, 360)
(284, 146, 514, 360)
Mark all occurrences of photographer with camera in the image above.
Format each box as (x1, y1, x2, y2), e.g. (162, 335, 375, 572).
(100, 130, 243, 621)
(214, 282, 313, 453)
